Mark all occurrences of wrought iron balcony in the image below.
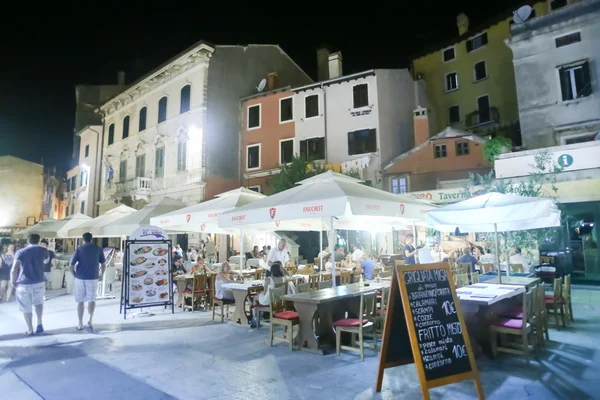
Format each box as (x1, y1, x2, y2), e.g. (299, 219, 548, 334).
(466, 107, 500, 128)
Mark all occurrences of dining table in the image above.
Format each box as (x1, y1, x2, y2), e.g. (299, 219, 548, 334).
(282, 281, 390, 354)
(221, 280, 264, 326)
(478, 273, 541, 290)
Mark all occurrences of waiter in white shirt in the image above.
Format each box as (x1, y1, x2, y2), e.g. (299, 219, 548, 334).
(268, 239, 290, 268)
(351, 244, 364, 269)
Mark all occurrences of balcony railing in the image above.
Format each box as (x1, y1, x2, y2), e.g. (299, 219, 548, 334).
(466, 107, 500, 128)
(115, 177, 152, 199)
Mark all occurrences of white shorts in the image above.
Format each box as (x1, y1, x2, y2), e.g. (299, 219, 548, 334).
(16, 282, 45, 313)
(74, 278, 98, 303)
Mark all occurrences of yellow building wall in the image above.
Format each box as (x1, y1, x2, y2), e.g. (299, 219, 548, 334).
(0, 156, 44, 228)
(413, 2, 549, 133)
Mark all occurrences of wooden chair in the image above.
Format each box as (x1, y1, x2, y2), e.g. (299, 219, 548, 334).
(563, 274, 573, 323)
(491, 289, 534, 360)
(296, 282, 310, 293)
(314, 258, 322, 270)
(334, 292, 377, 361)
(457, 262, 471, 275)
(373, 266, 382, 277)
(269, 286, 299, 350)
(456, 273, 469, 288)
(183, 275, 208, 312)
(352, 271, 362, 283)
(471, 271, 480, 284)
(308, 275, 320, 290)
(245, 285, 264, 321)
(340, 271, 351, 285)
(502, 284, 546, 348)
(511, 263, 524, 273)
(318, 280, 333, 290)
(545, 277, 566, 329)
(374, 286, 390, 334)
(321, 273, 332, 281)
(483, 263, 495, 272)
(211, 278, 234, 322)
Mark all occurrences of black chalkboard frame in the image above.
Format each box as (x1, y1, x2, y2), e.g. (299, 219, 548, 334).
(375, 262, 485, 400)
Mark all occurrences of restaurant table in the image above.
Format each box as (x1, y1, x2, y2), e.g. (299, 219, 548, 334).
(478, 274, 541, 290)
(456, 283, 525, 306)
(222, 280, 263, 326)
(282, 281, 389, 354)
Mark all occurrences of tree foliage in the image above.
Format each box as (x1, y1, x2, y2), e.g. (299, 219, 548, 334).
(267, 155, 364, 195)
(464, 152, 564, 257)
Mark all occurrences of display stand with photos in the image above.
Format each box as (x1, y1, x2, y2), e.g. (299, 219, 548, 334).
(120, 226, 174, 320)
(375, 262, 484, 399)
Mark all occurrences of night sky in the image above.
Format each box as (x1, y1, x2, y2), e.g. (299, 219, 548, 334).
(0, 2, 523, 171)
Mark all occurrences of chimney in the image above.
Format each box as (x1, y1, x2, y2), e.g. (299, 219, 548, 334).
(328, 52, 343, 80)
(413, 106, 430, 146)
(457, 13, 469, 35)
(317, 47, 330, 81)
(117, 71, 126, 86)
(266, 72, 278, 91)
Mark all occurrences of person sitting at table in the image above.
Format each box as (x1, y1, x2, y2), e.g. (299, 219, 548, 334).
(334, 245, 345, 262)
(215, 262, 235, 301)
(172, 255, 187, 306)
(360, 254, 376, 280)
(258, 252, 269, 270)
(456, 247, 478, 273)
(430, 243, 448, 263)
(510, 247, 534, 273)
(252, 261, 289, 328)
(317, 245, 329, 259)
(324, 254, 333, 272)
(251, 245, 260, 259)
(190, 257, 212, 275)
(479, 248, 496, 264)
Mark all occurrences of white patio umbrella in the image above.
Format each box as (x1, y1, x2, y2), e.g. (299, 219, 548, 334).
(219, 171, 435, 284)
(101, 197, 187, 237)
(16, 213, 92, 239)
(14, 218, 58, 239)
(67, 204, 137, 238)
(425, 192, 561, 282)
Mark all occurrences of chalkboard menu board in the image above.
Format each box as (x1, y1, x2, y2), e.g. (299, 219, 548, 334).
(402, 266, 471, 381)
(376, 263, 484, 399)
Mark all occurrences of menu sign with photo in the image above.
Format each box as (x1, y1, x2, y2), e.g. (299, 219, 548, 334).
(127, 242, 171, 307)
(120, 225, 173, 319)
(376, 263, 484, 399)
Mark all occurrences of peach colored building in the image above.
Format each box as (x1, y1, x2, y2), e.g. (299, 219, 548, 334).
(240, 84, 295, 194)
(383, 106, 491, 196)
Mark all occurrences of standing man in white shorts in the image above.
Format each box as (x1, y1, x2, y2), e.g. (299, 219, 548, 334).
(10, 234, 49, 336)
(70, 232, 106, 333)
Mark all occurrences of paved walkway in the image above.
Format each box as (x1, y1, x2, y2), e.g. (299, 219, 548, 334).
(0, 287, 599, 399)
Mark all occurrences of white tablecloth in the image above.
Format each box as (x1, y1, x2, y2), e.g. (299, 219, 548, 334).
(456, 283, 524, 306)
(222, 280, 263, 291)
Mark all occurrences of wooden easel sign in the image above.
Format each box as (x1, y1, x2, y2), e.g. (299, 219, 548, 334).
(375, 262, 485, 399)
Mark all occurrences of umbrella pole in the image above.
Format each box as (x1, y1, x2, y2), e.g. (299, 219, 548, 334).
(330, 216, 336, 288)
(494, 223, 501, 284)
(412, 222, 417, 263)
(240, 228, 244, 273)
(319, 217, 323, 272)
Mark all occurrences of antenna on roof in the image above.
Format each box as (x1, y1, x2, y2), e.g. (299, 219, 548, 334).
(256, 78, 267, 92)
(513, 5, 533, 24)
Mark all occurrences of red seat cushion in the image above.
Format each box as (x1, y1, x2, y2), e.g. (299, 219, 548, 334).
(273, 311, 299, 320)
(333, 318, 370, 327)
(376, 294, 382, 299)
(183, 289, 206, 294)
(545, 298, 565, 305)
(500, 305, 524, 319)
(492, 318, 523, 329)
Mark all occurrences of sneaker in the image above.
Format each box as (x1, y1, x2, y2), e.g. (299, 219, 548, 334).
(36, 324, 44, 334)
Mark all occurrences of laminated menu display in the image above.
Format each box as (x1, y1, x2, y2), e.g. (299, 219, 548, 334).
(120, 225, 174, 320)
(375, 263, 485, 400)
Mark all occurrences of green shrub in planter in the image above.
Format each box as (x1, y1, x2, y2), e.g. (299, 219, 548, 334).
(484, 137, 512, 163)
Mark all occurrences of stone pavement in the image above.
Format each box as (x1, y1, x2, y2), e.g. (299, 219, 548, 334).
(0, 286, 599, 400)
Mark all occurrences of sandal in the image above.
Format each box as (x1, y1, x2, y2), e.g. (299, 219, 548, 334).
(24, 331, 34, 336)
(76, 326, 84, 331)
(87, 324, 94, 333)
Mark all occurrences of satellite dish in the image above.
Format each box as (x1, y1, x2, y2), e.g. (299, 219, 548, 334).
(513, 5, 533, 24)
(256, 78, 267, 92)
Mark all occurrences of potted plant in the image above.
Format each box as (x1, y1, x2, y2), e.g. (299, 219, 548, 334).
(484, 137, 512, 163)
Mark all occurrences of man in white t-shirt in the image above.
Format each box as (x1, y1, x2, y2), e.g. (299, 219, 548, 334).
(351, 244, 364, 269)
(268, 239, 290, 267)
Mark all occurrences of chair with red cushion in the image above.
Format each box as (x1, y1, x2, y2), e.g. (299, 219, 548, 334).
(500, 284, 547, 347)
(374, 286, 390, 334)
(333, 292, 378, 361)
(490, 289, 534, 360)
(269, 286, 299, 350)
(545, 277, 566, 329)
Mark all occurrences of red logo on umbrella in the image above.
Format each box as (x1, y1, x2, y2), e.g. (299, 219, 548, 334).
(185, 214, 191, 223)
(275, 220, 280, 227)
(200, 223, 206, 231)
(269, 208, 277, 219)
(400, 204, 405, 215)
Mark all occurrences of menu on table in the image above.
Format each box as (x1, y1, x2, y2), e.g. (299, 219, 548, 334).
(127, 242, 171, 306)
(402, 267, 472, 381)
